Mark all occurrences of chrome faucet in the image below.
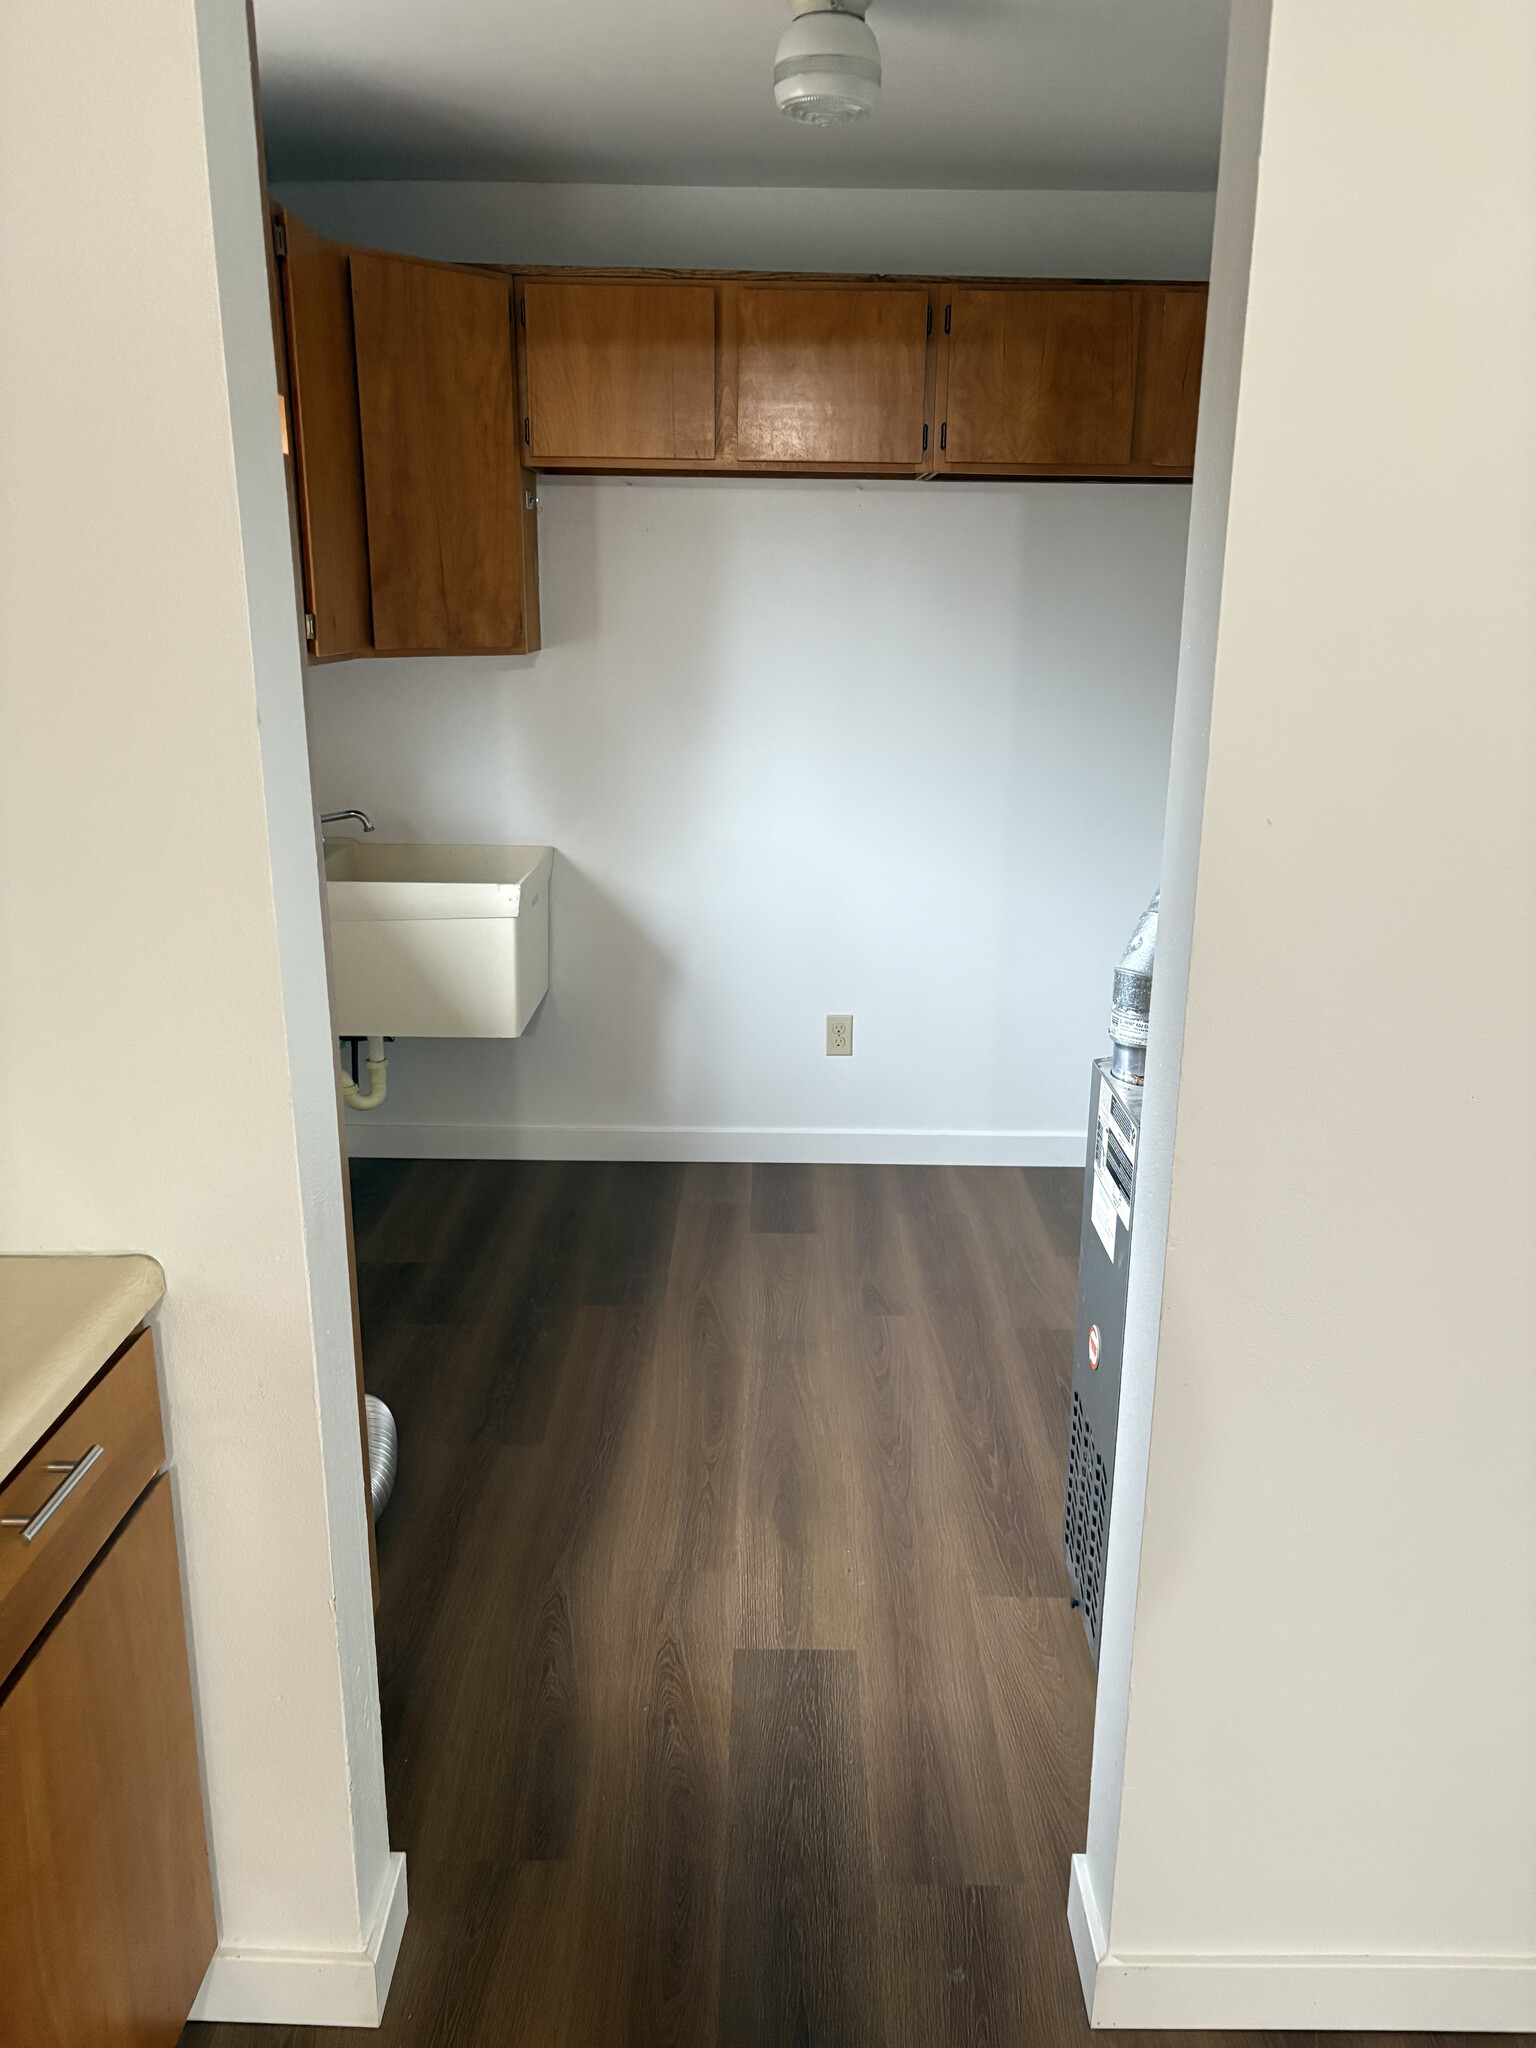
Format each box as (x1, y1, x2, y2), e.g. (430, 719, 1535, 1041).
(321, 809, 374, 834)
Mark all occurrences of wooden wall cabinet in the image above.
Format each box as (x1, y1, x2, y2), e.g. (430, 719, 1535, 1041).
(728, 282, 932, 471)
(277, 217, 1208, 661)
(937, 285, 1138, 471)
(278, 209, 373, 659)
(0, 1329, 215, 2046)
(352, 251, 537, 653)
(932, 282, 1204, 477)
(519, 279, 717, 466)
(515, 273, 940, 478)
(517, 271, 1205, 484)
(514, 276, 939, 473)
(1131, 286, 1208, 472)
(277, 209, 540, 660)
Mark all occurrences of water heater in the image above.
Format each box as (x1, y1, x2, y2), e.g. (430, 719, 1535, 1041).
(1063, 895, 1156, 1662)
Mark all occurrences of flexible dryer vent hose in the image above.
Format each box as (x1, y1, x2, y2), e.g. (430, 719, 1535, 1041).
(341, 1036, 388, 1112)
(365, 1394, 398, 1519)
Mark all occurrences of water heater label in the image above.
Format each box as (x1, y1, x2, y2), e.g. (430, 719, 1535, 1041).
(1091, 1169, 1118, 1257)
(1091, 1076, 1135, 1258)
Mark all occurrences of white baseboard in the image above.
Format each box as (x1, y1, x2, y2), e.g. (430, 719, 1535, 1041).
(342, 1120, 1085, 1167)
(1068, 1853, 1107, 2013)
(189, 1850, 408, 2027)
(1069, 1854, 1536, 2031)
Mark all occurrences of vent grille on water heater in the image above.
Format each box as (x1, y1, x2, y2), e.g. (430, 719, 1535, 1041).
(1064, 1390, 1110, 1648)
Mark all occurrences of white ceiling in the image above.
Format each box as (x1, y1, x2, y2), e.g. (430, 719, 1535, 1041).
(253, 0, 1229, 191)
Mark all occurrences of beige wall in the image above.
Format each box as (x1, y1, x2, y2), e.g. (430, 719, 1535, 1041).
(1075, 0, 1536, 2028)
(0, 0, 400, 2024)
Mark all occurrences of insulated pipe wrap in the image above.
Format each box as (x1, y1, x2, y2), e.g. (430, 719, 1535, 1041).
(1108, 892, 1159, 1082)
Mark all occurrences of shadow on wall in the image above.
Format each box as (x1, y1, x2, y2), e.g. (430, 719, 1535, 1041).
(542, 472, 600, 646)
(346, 855, 676, 1149)
(515, 853, 676, 1127)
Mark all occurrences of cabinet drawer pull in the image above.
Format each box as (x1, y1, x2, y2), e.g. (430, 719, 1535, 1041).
(1, 1444, 105, 1544)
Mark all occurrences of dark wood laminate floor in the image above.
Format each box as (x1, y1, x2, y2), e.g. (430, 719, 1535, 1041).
(184, 1163, 1461, 2048)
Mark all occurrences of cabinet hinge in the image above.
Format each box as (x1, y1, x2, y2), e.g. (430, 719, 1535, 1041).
(272, 218, 287, 259)
(944, 303, 951, 334)
(926, 305, 932, 337)
(304, 610, 316, 641)
(922, 423, 929, 452)
(524, 417, 531, 446)
(939, 422, 947, 452)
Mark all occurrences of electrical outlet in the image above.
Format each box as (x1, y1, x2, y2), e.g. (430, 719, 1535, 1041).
(826, 1014, 853, 1056)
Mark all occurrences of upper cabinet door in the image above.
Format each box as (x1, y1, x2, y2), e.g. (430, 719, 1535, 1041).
(521, 281, 717, 466)
(1132, 287, 1207, 472)
(942, 287, 1138, 471)
(731, 285, 930, 468)
(276, 210, 373, 659)
(351, 251, 534, 653)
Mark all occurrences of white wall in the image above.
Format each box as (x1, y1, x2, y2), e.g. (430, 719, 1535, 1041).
(274, 180, 1215, 279)
(0, 0, 400, 2025)
(315, 479, 1189, 1163)
(1073, 1, 1536, 2029)
(1074, 0, 1271, 1998)
(291, 186, 1196, 1163)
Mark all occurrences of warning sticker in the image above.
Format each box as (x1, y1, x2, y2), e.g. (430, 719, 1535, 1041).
(1091, 1073, 1135, 1259)
(1091, 1171, 1117, 1258)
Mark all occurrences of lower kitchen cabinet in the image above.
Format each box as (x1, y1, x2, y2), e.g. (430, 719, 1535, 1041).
(0, 1473, 215, 2046)
(0, 1299, 214, 2048)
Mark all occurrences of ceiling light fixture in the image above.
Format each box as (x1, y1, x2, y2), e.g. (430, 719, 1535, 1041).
(774, 0, 881, 126)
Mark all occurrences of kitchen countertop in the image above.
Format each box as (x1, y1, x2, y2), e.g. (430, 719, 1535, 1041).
(0, 1255, 165, 1482)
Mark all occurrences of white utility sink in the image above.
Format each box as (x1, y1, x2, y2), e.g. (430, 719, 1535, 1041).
(323, 841, 552, 1038)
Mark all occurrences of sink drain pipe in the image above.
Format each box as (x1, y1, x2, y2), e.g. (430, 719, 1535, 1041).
(341, 1035, 388, 1111)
